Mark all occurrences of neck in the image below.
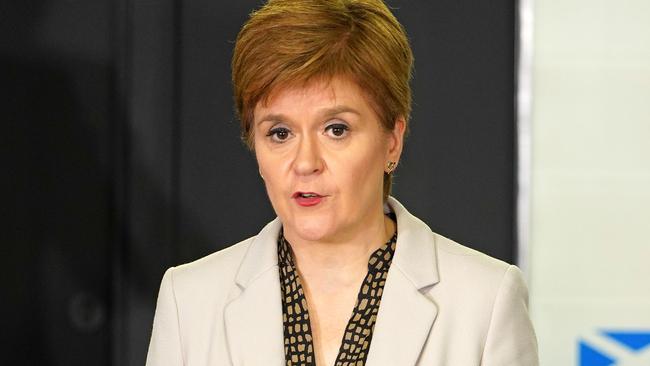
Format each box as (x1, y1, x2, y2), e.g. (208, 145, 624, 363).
(283, 210, 396, 286)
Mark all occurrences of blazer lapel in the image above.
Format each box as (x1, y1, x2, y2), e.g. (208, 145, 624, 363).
(223, 218, 286, 366)
(365, 197, 441, 366)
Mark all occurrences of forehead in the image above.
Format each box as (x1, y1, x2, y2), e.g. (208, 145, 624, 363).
(255, 76, 373, 116)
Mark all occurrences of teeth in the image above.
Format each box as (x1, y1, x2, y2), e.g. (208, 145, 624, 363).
(301, 193, 316, 198)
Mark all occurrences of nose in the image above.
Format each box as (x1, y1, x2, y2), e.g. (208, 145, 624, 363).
(293, 134, 324, 176)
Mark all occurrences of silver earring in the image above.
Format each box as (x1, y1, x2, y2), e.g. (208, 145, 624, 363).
(259, 170, 265, 180)
(386, 161, 397, 173)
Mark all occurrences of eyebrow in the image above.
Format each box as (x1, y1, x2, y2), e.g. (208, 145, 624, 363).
(320, 105, 361, 118)
(256, 105, 361, 125)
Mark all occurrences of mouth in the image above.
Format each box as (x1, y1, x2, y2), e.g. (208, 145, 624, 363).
(292, 191, 325, 207)
(292, 192, 322, 199)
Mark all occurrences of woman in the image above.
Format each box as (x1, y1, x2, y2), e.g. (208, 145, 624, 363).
(146, 0, 539, 365)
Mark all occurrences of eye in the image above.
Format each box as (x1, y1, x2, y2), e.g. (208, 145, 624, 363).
(266, 126, 292, 143)
(324, 123, 349, 139)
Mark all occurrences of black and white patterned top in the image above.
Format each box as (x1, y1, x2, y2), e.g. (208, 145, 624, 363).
(277, 224, 397, 366)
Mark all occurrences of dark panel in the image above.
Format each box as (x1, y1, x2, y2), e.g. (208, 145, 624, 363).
(2, 1, 113, 365)
(389, 0, 516, 261)
(176, 0, 515, 263)
(114, 0, 180, 364)
(177, 0, 275, 263)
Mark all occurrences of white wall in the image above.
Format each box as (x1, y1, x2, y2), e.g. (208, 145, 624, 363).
(528, 0, 650, 364)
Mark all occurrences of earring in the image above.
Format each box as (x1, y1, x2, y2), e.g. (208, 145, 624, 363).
(259, 169, 265, 180)
(386, 161, 397, 173)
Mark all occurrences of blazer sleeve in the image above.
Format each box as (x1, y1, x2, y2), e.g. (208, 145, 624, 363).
(481, 265, 539, 366)
(146, 268, 185, 366)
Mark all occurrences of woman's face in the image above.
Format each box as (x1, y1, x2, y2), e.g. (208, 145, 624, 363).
(253, 76, 405, 243)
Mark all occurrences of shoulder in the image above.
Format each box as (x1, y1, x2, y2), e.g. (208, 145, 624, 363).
(431, 235, 537, 363)
(434, 233, 514, 283)
(430, 231, 529, 312)
(388, 196, 525, 300)
(147, 237, 261, 363)
(163, 236, 254, 303)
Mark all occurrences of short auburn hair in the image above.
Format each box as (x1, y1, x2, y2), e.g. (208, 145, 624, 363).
(232, 0, 413, 199)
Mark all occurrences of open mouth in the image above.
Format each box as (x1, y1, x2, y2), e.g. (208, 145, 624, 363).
(292, 192, 325, 206)
(293, 192, 321, 198)
(292, 192, 322, 199)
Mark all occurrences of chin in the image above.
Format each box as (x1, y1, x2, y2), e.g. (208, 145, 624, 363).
(290, 216, 335, 242)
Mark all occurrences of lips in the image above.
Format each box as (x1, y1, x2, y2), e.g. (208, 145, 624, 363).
(292, 191, 324, 207)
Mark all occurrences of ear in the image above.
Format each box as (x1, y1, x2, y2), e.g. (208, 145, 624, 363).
(386, 117, 406, 164)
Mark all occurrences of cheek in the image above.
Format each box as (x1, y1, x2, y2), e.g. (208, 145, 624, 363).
(256, 147, 290, 198)
(335, 140, 386, 194)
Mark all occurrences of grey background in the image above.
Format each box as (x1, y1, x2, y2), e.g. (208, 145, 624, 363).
(2, 0, 515, 364)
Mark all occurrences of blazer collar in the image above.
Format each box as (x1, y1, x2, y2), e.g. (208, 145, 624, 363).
(366, 196, 440, 365)
(224, 196, 440, 366)
(232, 217, 282, 289)
(232, 196, 440, 290)
(223, 218, 285, 365)
(386, 196, 440, 289)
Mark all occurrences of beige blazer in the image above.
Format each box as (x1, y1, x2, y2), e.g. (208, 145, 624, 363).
(146, 197, 539, 366)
